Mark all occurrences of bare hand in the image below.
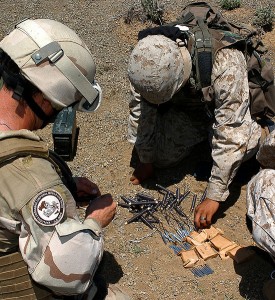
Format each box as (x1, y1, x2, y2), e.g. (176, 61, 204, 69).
(85, 194, 116, 228)
(194, 198, 220, 229)
(74, 177, 101, 200)
(130, 162, 154, 185)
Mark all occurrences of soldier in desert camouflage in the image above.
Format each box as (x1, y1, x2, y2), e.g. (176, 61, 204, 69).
(247, 129, 275, 300)
(0, 19, 130, 299)
(127, 30, 262, 230)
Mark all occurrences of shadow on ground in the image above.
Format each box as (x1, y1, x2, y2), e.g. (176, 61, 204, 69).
(130, 140, 213, 190)
(89, 251, 125, 300)
(96, 251, 124, 284)
(234, 247, 274, 300)
(130, 139, 260, 194)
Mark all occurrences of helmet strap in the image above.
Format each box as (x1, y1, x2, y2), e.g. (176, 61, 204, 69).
(1, 68, 50, 122)
(17, 19, 99, 108)
(22, 89, 50, 122)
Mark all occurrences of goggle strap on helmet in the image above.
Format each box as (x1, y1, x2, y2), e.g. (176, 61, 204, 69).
(16, 20, 99, 107)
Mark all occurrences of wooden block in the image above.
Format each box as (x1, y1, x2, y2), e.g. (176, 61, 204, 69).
(203, 226, 224, 240)
(189, 231, 199, 239)
(219, 243, 238, 260)
(190, 230, 208, 243)
(227, 246, 256, 264)
(184, 258, 205, 268)
(186, 236, 202, 246)
(195, 242, 218, 260)
(180, 249, 200, 268)
(180, 249, 199, 262)
(210, 234, 234, 251)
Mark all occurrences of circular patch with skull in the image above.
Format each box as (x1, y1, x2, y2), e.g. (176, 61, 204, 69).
(32, 190, 65, 226)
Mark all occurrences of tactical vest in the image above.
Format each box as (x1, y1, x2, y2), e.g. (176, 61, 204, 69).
(178, 26, 246, 116)
(139, 2, 275, 119)
(0, 252, 52, 299)
(0, 136, 77, 195)
(177, 2, 275, 119)
(143, 24, 246, 117)
(0, 137, 76, 299)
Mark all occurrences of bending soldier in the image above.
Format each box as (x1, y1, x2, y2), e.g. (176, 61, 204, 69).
(247, 129, 275, 300)
(127, 23, 262, 228)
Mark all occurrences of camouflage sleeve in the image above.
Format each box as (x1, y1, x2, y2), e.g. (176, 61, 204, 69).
(247, 169, 275, 257)
(128, 83, 158, 163)
(15, 159, 104, 295)
(256, 130, 275, 169)
(127, 84, 141, 144)
(207, 48, 261, 201)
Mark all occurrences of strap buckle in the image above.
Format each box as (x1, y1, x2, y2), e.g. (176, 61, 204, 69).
(31, 41, 64, 65)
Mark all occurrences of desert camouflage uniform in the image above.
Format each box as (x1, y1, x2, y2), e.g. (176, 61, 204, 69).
(128, 48, 261, 202)
(0, 130, 103, 297)
(247, 130, 275, 258)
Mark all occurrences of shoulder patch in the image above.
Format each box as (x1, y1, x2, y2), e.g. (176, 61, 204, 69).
(32, 190, 65, 226)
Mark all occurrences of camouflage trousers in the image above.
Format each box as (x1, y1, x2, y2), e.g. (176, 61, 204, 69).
(129, 105, 210, 168)
(154, 107, 210, 168)
(130, 104, 258, 168)
(247, 169, 275, 258)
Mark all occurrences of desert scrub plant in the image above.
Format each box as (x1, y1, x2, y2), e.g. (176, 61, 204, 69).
(253, 5, 274, 31)
(141, 0, 164, 24)
(220, 0, 241, 10)
(124, 1, 164, 24)
(124, 5, 145, 24)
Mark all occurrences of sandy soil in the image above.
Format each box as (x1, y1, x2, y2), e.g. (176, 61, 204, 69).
(0, 1, 274, 299)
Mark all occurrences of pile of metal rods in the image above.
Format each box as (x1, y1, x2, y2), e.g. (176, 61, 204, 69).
(120, 185, 192, 227)
(119, 184, 213, 277)
(119, 184, 208, 247)
(119, 184, 207, 230)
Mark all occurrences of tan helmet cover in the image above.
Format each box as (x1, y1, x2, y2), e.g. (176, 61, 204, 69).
(0, 19, 101, 112)
(128, 35, 191, 105)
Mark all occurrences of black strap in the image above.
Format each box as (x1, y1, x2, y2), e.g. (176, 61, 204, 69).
(0, 67, 49, 122)
(181, 11, 195, 23)
(48, 150, 77, 197)
(138, 25, 185, 42)
(22, 89, 49, 121)
(192, 18, 213, 89)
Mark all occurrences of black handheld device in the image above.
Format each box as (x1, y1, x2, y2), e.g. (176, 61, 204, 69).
(52, 107, 79, 161)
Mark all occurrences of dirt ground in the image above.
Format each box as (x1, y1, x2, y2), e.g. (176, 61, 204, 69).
(1, 1, 274, 299)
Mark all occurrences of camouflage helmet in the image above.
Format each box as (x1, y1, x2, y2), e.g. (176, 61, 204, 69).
(128, 35, 191, 105)
(0, 18, 101, 112)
